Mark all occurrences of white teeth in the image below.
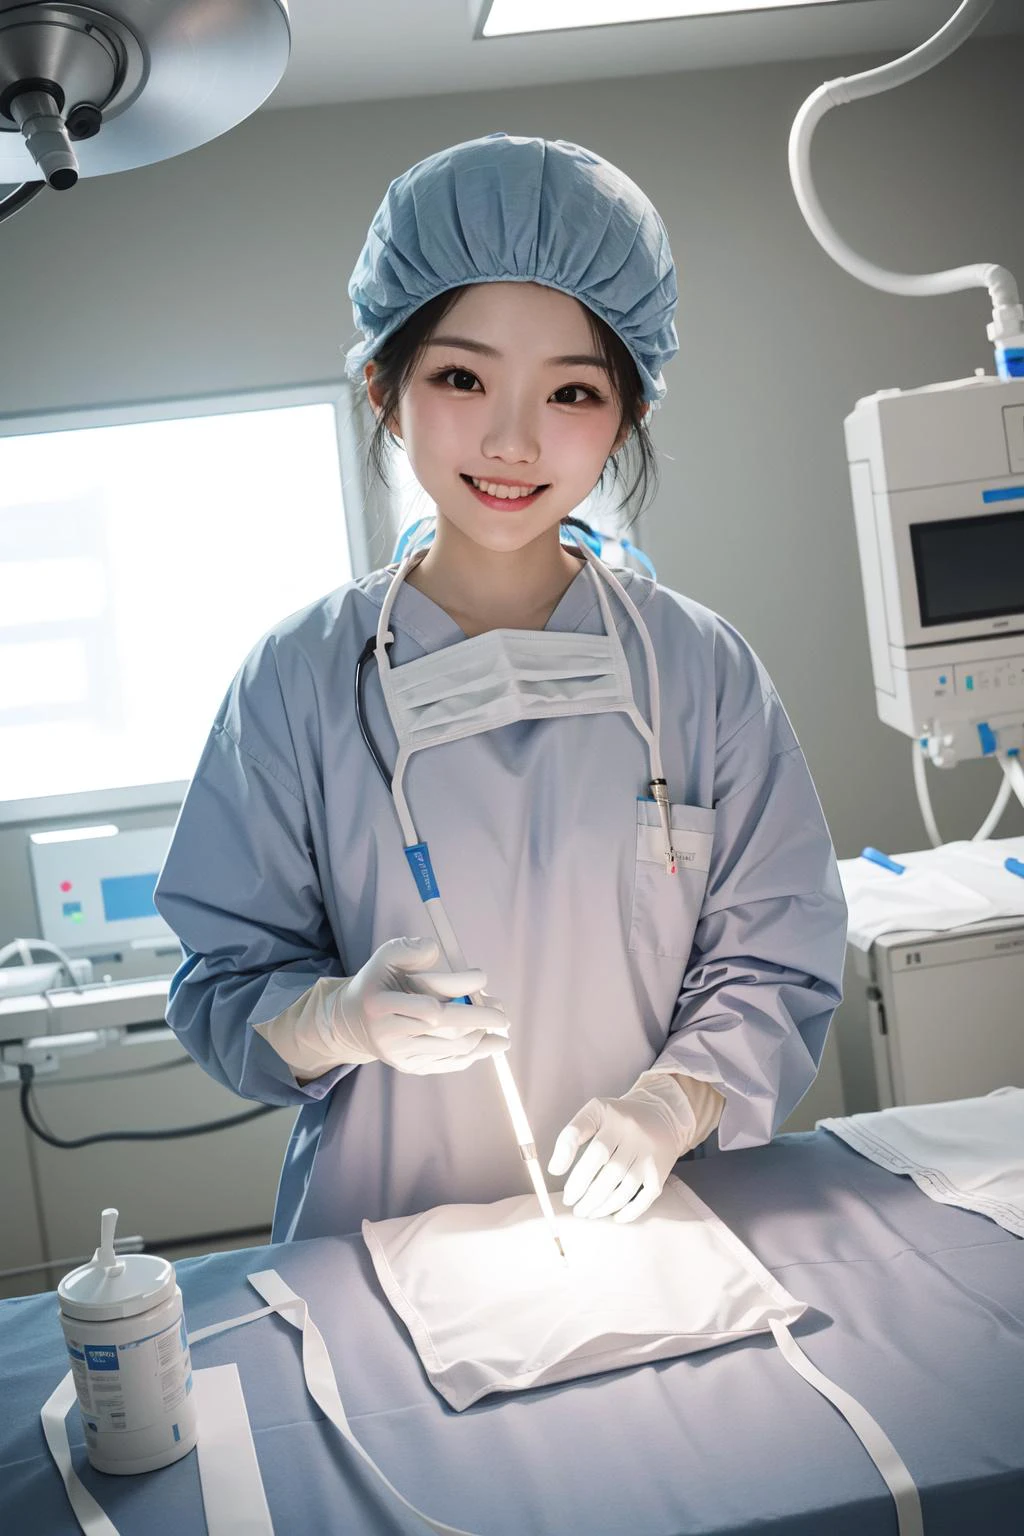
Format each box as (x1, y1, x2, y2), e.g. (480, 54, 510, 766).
(469, 476, 539, 499)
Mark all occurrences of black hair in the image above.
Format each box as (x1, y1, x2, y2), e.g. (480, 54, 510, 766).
(357, 285, 659, 529)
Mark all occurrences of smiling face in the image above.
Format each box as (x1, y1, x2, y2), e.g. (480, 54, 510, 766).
(367, 282, 629, 557)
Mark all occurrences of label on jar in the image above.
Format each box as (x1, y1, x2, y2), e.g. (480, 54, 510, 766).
(65, 1315, 192, 1435)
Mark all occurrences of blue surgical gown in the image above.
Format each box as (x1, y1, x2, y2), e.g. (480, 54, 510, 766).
(154, 562, 847, 1241)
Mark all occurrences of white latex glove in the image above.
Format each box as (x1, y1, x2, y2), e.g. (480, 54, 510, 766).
(254, 937, 509, 1078)
(548, 1073, 722, 1223)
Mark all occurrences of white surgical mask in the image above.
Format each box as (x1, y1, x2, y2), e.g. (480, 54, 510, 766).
(384, 617, 633, 746)
(374, 541, 677, 871)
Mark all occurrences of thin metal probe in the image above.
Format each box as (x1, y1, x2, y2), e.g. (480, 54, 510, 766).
(519, 1141, 568, 1262)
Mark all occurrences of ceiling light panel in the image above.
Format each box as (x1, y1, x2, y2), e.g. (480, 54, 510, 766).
(476, 0, 844, 38)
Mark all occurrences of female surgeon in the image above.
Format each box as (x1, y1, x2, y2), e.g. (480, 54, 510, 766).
(154, 133, 848, 1244)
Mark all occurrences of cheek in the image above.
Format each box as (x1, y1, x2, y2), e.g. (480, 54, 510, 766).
(544, 410, 620, 473)
(400, 392, 463, 468)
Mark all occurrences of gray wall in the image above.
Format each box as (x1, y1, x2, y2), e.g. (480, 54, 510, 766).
(2, 36, 1022, 1047)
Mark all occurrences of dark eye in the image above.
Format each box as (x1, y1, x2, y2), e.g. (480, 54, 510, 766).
(441, 368, 479, 391)
(552, 384, 597, 405)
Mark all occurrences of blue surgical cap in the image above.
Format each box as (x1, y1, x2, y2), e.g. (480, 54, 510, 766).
(345, 133, 678, 404)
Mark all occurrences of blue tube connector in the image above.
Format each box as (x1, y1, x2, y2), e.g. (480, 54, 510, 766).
(861, 846, 906, 875)
(996, 344, 1024, 381)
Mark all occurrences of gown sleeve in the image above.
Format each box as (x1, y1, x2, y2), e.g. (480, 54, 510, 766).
(154, 635, 352, 1107)
(649, 620, 848, 1149)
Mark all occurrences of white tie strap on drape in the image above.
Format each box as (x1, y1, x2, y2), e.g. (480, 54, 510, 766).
(42, 1190, 925, 1536)
(363, 1177, 923, 1535)
(192, 1365, 274, 1536)
(41, 1360, 272, 1536)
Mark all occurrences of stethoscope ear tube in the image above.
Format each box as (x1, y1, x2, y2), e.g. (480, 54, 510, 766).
(355, 637, 393, 792)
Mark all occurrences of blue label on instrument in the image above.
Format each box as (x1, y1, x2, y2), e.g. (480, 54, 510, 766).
(404, 843, 439, 902)
(84, 1345, 119, 1372)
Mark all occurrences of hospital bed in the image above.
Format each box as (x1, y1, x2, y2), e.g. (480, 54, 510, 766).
(2, 1128, 1021, 1536)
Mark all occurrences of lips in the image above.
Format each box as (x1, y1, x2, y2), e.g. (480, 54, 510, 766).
(460, 473, 549, 511)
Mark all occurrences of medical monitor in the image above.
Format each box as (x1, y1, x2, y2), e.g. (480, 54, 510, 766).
(845, 374, 1024, 766)
(910, 508, 1024, 629)
(29, 824, 176, 958)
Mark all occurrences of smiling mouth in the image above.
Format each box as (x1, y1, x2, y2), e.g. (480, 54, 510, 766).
(460, 474, 550, 501)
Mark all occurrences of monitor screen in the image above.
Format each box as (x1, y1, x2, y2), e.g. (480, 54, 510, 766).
(910, 508, 1024, 627)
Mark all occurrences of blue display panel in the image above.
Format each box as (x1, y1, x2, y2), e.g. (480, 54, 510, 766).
(100, 872, 159, 923)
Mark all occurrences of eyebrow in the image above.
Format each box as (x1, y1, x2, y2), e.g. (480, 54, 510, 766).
(427, 335, 609, 371)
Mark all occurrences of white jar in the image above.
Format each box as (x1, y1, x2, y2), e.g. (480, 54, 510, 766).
(58, 1208, 198, 1475)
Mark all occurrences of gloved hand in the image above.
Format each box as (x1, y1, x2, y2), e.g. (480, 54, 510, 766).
(254, 937, 509, 1079)
(548, 1072, 723, 1223)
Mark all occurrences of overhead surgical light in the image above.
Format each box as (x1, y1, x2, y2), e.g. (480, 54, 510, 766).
(0, 1, 290, 196)
(473, 0, 843, 38)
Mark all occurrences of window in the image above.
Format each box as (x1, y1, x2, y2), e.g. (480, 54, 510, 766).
(0, 386, 363, 821)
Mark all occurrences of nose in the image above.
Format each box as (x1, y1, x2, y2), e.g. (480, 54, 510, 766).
(479, 392, 541, 467)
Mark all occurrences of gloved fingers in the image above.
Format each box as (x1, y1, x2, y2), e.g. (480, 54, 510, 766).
(430, 1000, 509, 1039)
(613, 1174, 662, 1225)
(374, 937, 440, 975)
(561, 1136, 615, 1210)
(581, 1168, 643, 1222)
(372, 995, 506, 1041)
(376, 1009, 506, 1056)
(398, 1031, 511, 1074)
(369, 990, 445, 1027)
(569, 1155, 636, 1221)
(547, 1099, 604, 1177)
(405, 968, 490, 1001)
(441, 1032, 511, 1067)
(370, 942, 493, 1006)
(413, 1024, 508, 1059)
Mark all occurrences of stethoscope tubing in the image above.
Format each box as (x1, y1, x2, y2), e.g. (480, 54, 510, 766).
(355, 636, 393, 792)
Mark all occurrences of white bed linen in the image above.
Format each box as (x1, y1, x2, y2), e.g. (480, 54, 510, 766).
(820, 1087, 1024, 1237)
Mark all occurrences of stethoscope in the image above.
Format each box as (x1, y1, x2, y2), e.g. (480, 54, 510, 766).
(355, 515, 658, 793)
(350, 522, 674, 1260)
(355, 634, 394, 792)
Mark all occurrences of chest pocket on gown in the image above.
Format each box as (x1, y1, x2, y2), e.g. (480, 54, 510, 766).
(628, 800, 716, 959)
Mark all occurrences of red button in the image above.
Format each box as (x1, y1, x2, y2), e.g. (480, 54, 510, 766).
(60, 881, 72, 893)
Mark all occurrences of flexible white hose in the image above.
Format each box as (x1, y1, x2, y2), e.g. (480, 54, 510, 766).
(972, 758, 1015, 841)
(911, 741, 944, 847)
(1006, 754, 1024, 812)
(913, 742, 1024, 847)
(788, 0, 1020, 322)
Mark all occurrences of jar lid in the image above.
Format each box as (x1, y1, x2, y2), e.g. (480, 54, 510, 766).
(57, 1208, 176, 1322)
